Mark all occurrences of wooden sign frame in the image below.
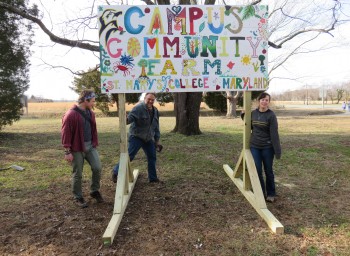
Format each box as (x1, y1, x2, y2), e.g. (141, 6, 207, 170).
(102, 94, 140, 245)
(102, 92, 284, 245)
(223, 91, 284, 234)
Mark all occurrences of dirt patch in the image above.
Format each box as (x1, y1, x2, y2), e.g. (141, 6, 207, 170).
(1, 171, 349, 255)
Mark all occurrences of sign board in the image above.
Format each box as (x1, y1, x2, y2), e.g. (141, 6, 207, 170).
(98, 5, 268, 93)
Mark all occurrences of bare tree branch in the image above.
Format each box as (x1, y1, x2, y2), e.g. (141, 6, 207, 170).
(39, 59, 99, 75)
(250, 0, 262, 5)
(141, 0, 155, 4)
(269, 33, 322, 75)
(268, 0, 341, 49)
(0, 2, 99, 52)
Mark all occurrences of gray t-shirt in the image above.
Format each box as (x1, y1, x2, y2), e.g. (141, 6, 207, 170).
(83, 109, 92, 142)
(250, 108, 281, 158)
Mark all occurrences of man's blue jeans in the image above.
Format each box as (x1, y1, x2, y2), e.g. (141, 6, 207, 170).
(250, 147, 276, 197)
(113, 136, 158, 181)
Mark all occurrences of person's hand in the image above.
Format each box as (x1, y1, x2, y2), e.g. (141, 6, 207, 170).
(275, 154, 281, 160)
(156, 144, 163, 152)
(155, 141, 163, 152)
(64, 153, 73, 163)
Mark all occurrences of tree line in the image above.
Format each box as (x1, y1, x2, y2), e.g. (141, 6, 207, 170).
(0, 0, 348, 132)
(271, 81, 350, 104)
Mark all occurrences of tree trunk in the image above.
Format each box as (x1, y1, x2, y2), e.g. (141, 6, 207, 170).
(226, 91, 240, 118)
(112, 94, 119, 114)
(172, 92, 202, 135)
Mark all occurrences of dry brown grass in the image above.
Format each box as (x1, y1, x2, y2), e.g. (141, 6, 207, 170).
(2, 103, 349, 255)
(26, 102, 209, 117)
(27, 102, 178, 113)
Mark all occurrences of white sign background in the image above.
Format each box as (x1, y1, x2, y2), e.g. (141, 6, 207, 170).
(98, 5, 268, 93)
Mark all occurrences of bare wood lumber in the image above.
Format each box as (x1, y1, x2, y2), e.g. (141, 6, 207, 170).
(243, 91, 252, 150)
(233, 150, 244, 178)
(223, 164, 283, 234)
(102, 93, 140, 245)
(114, 153, 128, 214)
(223, 91, 284, 235)
(244, 150, 266, 208)
(102, 169, 139, 245)
(118, 94, 128, 153)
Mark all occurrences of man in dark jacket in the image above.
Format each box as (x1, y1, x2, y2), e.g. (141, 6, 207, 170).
(61, 89, 103, 208)
(112, 93, 161, 183)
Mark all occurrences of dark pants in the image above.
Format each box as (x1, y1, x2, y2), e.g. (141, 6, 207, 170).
(250, 147, 276, 197)
(113, 136, 158, 181)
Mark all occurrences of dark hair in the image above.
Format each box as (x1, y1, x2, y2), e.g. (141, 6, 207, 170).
(257, 92, 271, 101)
(78, 89, 96, 104)
(145, 92, 156, 97)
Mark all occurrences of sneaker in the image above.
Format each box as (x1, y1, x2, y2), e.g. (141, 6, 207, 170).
(266, 196, 275, 203)
(112, 173, 118, 183)
(75, 197, 88, 208)
(90, 191, 104, 203)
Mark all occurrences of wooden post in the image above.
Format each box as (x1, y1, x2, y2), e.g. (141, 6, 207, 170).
(118, 94, 128, 153)
(223, 91, 284, 234)
(243, 92, 252, 191)
(102, 94, 140, 245)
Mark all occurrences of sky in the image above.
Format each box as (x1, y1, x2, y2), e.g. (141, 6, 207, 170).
(26, 0, 350, 101)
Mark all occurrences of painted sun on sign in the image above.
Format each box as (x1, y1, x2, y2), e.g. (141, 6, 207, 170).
(98, 5, 269, 93)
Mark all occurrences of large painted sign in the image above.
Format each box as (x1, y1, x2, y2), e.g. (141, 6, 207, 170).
(98, 5, 268, 93)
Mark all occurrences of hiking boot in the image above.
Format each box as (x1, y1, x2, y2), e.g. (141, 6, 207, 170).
(149, 178, 160, 183)
(90, 191, 104, 203)
(112, 173, 118, 183)
(266, 196, 275, 203)
(75, 197, 88, 208)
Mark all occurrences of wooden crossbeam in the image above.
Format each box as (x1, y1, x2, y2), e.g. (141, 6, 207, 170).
(223, 91, 284, 234)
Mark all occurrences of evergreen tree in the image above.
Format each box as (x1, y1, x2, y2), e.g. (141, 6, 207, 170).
(204, 92, 227, 112)
(0, 0, 36, 130)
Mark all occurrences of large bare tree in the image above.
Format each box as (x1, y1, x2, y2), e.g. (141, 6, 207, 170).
(0, 0, 348, 135)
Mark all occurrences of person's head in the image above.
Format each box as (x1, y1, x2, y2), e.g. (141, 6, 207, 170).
(144, 93, 156, 109)
(257, 92, 271, 110)
(78, 89, 96, 109)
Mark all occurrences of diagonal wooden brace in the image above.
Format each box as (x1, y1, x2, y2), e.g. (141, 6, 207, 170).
(223, 91, 284, 234)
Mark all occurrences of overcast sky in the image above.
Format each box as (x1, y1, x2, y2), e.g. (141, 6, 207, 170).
(26, 0, 350, 100)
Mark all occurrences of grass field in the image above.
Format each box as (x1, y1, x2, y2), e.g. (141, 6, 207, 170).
(23, 102, 177, 117)
(23, 100, 345, 117)
(1, 107, 350, 255)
